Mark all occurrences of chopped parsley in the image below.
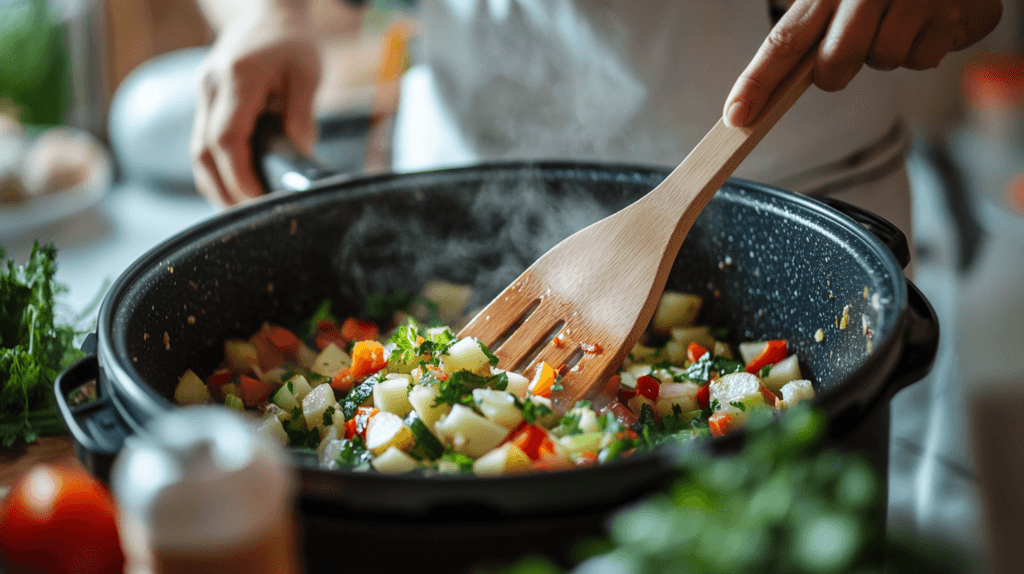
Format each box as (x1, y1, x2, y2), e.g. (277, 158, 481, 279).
(516, 396, 553, 424)
(434, 371, 508, 407)
(440, 449, 475, 474)
(335, 436, 372, 470)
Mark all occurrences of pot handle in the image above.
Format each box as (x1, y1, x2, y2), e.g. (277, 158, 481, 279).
(252, 114, 339, 193)
(884, 279, 941, 395)
(53, 352, 129, 482)
(818, 196, 912, 270)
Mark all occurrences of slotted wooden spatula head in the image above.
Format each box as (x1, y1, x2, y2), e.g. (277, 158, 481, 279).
(459, 59, 815, 412)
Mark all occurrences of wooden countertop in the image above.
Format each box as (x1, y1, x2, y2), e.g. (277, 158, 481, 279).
(0, 435, 81, 495)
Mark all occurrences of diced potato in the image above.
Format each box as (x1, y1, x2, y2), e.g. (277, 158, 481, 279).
(434, 405, 510, 458)
(649, 368, 677, 386)
(651, 292, 703, 334)
(365, 411, 415, 456)
(670, 326, 715, 349)
(295, 342, 318, 370)
(224, 394, 245, 411)
(221, 382, 241, 399)
(558, 432, 605, 456)
(713, 341, 733, 360)
(618, 370, 638, 389)
(526, 395, 561, 428)
(271, 380, 300, 412)
(317, 424, 341, 460)
(664, 340, 686, 364)
(498, 368, 530, 399)
(709, 372, 766, 410)
(472, 389, 523, 429)
(739, 341, 769, 365)
(174, 370, 210, 405)
(441, 337, 492, 374)
(252, 413, 289, 445)
(311, 343, 352, 378)
(779, 379, 815, 409)
(655, 382, 699, 418)
(259, 367, 287, 386)
(373, 375, 414, 417)
(627, 364, 652, 380)
(473, 443, 533, 476)
(372, 446, 420, 474)
(224, 340, 259, 374)
(286, 374, 313, 402)
(762, 355, 802, 393)
(302, 383, 336, 433)
(627, 343, 663, 364)
(408, 384, 451, 429)
(627, 394, 656, 416)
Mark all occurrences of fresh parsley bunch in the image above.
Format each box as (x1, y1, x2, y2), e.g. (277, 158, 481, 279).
(1, 242, 84, 447)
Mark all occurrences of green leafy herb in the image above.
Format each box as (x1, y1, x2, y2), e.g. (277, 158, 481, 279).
(323, 405, 336, 426)
(283, 413, 320, 449)
(335, 436, 372, 470)
(1, 242, 85, 447)
(709, 326, 730, 341)
(440, 449, 475, 474)
(435, 370, 507, 407)
(388, 320, 455, 367)
(517, 396, 553, 424)
(730, 401, 747, 412)
(759, 364, 773, 378)
(710, 398, 721, 412)
(478, 340, 499, 367)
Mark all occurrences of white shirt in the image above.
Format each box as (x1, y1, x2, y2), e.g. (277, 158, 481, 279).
(393, 0, 901, 183)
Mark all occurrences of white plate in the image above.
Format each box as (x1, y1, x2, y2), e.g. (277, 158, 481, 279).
(0, 132, 113, 240)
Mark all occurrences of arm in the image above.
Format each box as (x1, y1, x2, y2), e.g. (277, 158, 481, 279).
(190, 0, 366, 206)
(725, 0, 1004, 127)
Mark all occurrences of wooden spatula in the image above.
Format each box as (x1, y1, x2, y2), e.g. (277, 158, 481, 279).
(459, 58, 815, 412)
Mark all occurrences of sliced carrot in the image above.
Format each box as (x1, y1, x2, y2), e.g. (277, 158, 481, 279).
(745, 340, 787, 374)
(636, 375, 660, 402)
(350, 340, 388, 377)
(239, 375, 276, 407)
(344, 418, 359, 440)
(341, 318, 379, 343)
(687, 342, 710, 364)
(708, 412, 735, 437)
(528, 362, 557, 398)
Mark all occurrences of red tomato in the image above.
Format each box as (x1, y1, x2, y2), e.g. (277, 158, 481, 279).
(0, 464, 124, 574)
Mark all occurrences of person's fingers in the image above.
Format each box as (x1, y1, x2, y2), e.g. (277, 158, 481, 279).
(282, 63, 320, 157)
(190, 68, 233, 207)
(905, 5, 963, 70)
(724, 0, 834, 127)
(814, 0, 890, 91)
(205, 73, 267, 204)
(866, 0, 929, 70)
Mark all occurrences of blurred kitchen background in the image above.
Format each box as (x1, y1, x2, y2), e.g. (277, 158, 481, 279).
(1, 0, 1023, 572)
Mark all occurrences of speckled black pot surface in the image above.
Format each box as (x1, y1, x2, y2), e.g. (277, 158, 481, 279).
(58, 162, 937, 521)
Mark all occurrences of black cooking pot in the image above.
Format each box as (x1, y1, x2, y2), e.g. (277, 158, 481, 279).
(55, 137, 938, 571)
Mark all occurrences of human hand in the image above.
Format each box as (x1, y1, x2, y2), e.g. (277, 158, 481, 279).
(724, 0, 1003, 128)
(191, 3, 321, 206)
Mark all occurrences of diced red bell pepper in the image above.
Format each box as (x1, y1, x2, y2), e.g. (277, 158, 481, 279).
(619, 387, 638, 404)
(745, 340, 788, 374)
(239, 375, 276, 407)
(708, 412, 735, 437)
(695, 383, 710, 410)
(607, 402, 638, 427)
(687, 342, 710, 364)
(759, 385, 779, 408)
(507, 423, 548, 460)
(636, 375, 660, 402)
(341, 318, 379, 343)
(529, 362, 557, 398)
(350, 340, 388, 378)
(249, 327, 288, 371)
(268, 325, 301, 354)
(315, 320, 346, 351)
(206, 371, 237, 400)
